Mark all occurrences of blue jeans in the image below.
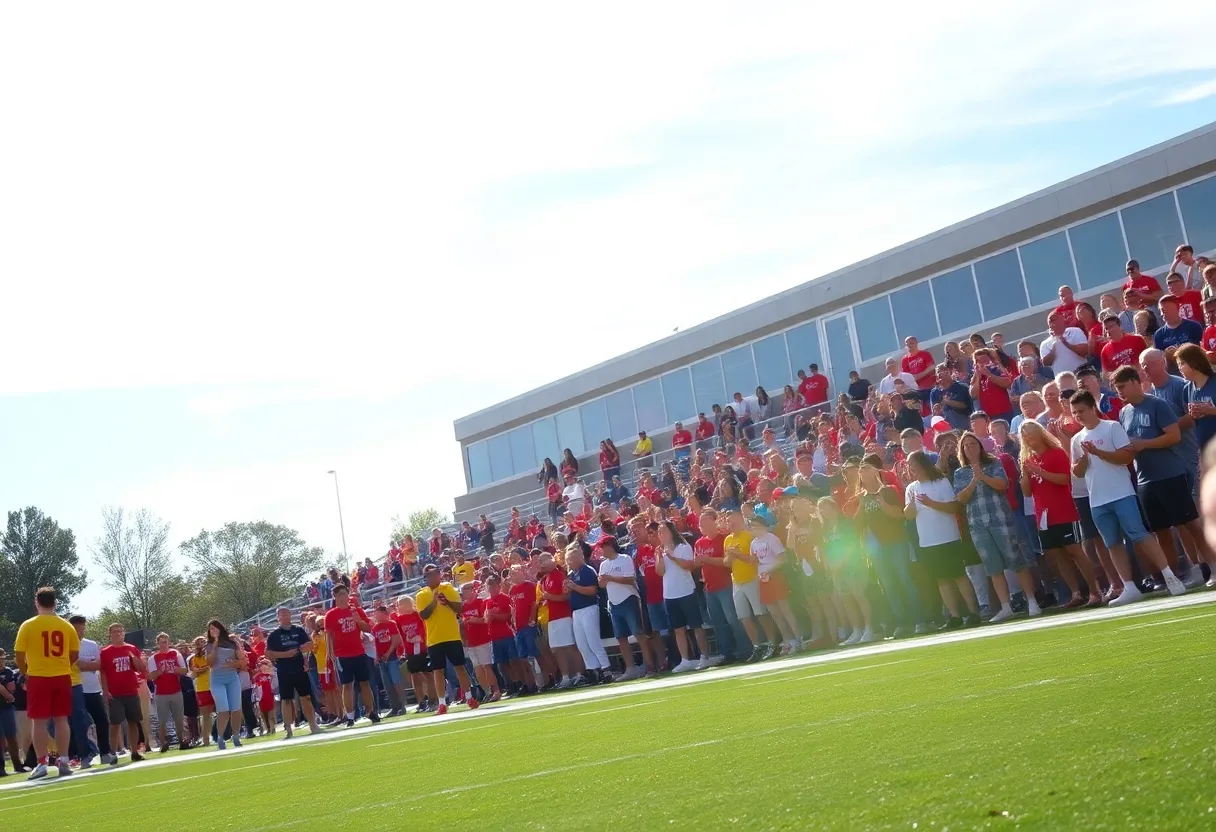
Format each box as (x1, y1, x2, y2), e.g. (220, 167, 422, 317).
(704, 587, 750, 660)
(70, 684, 97, 758)
(869, 538, 921, 629)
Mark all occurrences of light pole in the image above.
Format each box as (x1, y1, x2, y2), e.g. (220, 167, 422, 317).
(326, 470, 349, 562)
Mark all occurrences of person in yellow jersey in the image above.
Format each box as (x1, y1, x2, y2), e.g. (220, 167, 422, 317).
(723, 510, 780, 661)
(13, 586, 80, 780)
(415, 565, 477, 715)
(188, 637, 214, 746)
(305, 613, 340, 725)
(451, 552, 476, 587)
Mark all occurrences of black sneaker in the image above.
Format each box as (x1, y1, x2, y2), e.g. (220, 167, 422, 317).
(938, 617, 964, 631)
(345, 717, 355, 728)
(962, 613, 983, 628)
(368, 711, 382, 724)
(131, 752, 144, 762)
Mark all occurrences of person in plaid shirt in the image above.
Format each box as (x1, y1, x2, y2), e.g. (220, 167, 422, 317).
(952, 432, 1042, 624)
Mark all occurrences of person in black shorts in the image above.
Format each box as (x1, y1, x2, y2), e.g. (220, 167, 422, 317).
(264, 608, 320, 738)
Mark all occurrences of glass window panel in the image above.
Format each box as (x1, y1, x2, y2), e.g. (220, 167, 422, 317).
(487, 433, 513, 482)
(973, 249, 1028, 321)
(690, 357, 726, 415)
(604, 389, 636, 440)
(1068, 213, 1127, 289)
(1121, 193, 1182, 271)
(721, 346, 757, 399)
(467, 441, 491, 488)
(632, 378, 666, 433)
(931, 267, 982, 336)
(531, 418, 560, 469)
(660, 369, 696, 426)
(784, 321, 823, 379)
(890, 282, 939, 343)
(579, 399, 610, 448)
(554, 407, 585, 457)
(1019, 232, 1076, 307)
(751, 334, 790, 394)
(1178, 177, 1216, 255)
(507, 425, 536, 475)
(852, 296, 897, 361)
(823, 315, 854, 395)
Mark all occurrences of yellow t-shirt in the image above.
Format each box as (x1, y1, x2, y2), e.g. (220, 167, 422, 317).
(535, 582, 549, 627)
(14, 614, 81, 678)
(189, 653, 211, 692)
(312, 631, 328, 670)
(415, 583, 461, 647)
(635, 437, 653, 455)
(724, 531, 758, 584)
(452, 562, 476, 586)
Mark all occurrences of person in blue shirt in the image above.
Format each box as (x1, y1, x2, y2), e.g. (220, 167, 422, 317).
(1153, 296, 1203, 363)
(928, 365, 972, 432)
(1140, 348, 1199, 492)
(1177, 343, 1216, 465)
(564, 544, 613, 683)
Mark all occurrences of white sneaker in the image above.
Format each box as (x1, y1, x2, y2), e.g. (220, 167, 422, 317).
(1207, 575, 1216, 589)
(1164, 573, 1188, 597)
(555, 678, 573, 690)
(1027, 601, 1042, 617)
(671, 659, 698, 673)
(841, 630, 863, 646)
(705, 654, 726, 667)
(857, 629, 876, 644)
(1108, 584, 1144, 607)
(695, 656, 711, 671)
(1184, 568, 1206, 589)
(56, 760, 73, 777)
(27, 763, 48, 781)
(988, 607, 1015, 624)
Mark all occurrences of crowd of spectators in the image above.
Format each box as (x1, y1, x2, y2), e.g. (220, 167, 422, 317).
(5, 248, 1216, 781)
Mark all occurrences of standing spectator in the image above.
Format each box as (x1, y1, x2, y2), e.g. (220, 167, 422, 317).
(943, 342, 969, 379)
(877, 357, 917, 396)
(694, 412, 716, 451)
(391, 597, 434, 711)
(1040, 311, 1090, 376)
(1118, 289, 1161, 338)
(1140, 348, 1200, 492)
(265, 607, 320, 737)
(1099, 314, 1149, 376)
(902, 452, 982, 629)
(560, 448, 579, 478)
(855, 458, 921, 638)
(692, 508, 747, 663)
(723, 510, 779, 657)
(564, 545, 613, 684)
(930, 365, 973, 432)
(13, 588, 81, 779)
(508, 566, 545, 691)
(597, 537, 655, 680)
(901, 337, 936, 406)
(101, 623, 148, 760)
(562, 473, 588, 517)
(188, 638, 213, 746)
(1124, 259, 1163, 305)
(1164, 271, 1203, 323)
(599, 440, 621, 483)
(969, 348, 1015, 422)
(1172, 244, 1201, 290)
(1153, 295, 1203, 364)
(1067, 390, 1187, 600)
(537, 457, 559, 486)
(538, 553, 582, 689)
(69, 615, 112, 765)
(415, 565, 479, 715)
(323, 585, 380, 728)
(478, 515, 496, 554)
(147, 633, 188, 753)
(800, 364, 830, 409)
(656, 522, 716, 672)
(633, 431, 654, 468)
(1200, 297, 1216, 363)
(816, 498, 874, 645)
(847, 370, 872, 402)
(1010, 357, 1045, 400)
(1112, 365, 1215, 587)
(892, 392, 924, 435)
(458, 584, 500, 703)
(1054, 285, 1079, 327)
(671, 422, 693, 469)
(483, 575, 528, 696)
(0, 647, 26, 775)
(1202, 263, 1216, 303)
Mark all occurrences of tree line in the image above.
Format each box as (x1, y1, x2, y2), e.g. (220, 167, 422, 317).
(0, 506, 328, 650)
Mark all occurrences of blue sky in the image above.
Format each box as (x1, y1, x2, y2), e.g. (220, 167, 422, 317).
(2, 2, 1216, 614)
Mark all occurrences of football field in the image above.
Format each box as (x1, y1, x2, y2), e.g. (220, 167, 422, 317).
(4, 593, 1215, 830)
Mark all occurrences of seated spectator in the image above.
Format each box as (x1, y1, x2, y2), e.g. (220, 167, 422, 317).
(847, 369, 871, 402)
(878, 357, 917, 396)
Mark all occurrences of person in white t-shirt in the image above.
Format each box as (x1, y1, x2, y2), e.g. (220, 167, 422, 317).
(655, 522, 712, 673)
(1040, 312, 1090, 377)
(596, 537, 656, 680)
(70, 614, 115, 765)
(903, 450, 982, 629)
(1067, 391, 1186, 601)
(561, 474, 587, 516)
(877, 357, 917, 396)
(747, 515, 803, 655)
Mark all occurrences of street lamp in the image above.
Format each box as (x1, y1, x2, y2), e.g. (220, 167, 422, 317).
(326, 470, 349, 562)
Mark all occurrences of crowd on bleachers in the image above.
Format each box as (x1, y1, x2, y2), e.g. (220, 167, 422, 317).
(5, 249, 1216, 781)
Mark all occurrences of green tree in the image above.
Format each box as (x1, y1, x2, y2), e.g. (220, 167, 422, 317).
(390, 508, 449, 544)
(90, 507, 176, 632)
(0, 507, 88, 649)
(179, 521, 324, 624)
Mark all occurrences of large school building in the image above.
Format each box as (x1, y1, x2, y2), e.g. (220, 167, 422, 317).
(451, 121, 1216, 522)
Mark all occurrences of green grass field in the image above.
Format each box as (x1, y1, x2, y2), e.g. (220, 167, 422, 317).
(4, 596, 1215, 830)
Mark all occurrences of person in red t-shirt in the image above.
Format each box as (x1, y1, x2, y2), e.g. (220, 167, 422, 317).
(369, 604, 406, 714)
(252, 658, 277, 734)
(459, 583, 501, 702)
(901, 337, 936, 394)
(691, 509, 746, 663)
(323, 585, 378, 727)
(799, 364, 830, 409)
(248, 626, 267, 665)
(1201, 297, 1216, 363)
(1053, 285, 1079, 328)
(1165, 271, 1203, 323)
(1098, 314, 1148, 376)
(392, 595, 437, 712)
(537, 553, 581, 688)
(1123, 259, 1162, 305)
(147, 632, 189, 752)
(100, 623, 147, 761)
(1018, 420, 1101, 609)
(968, 348, 1015, 420)
(484, 573, 529, 695)
(694, 413, 716, 445)
(507, 568, 548, 690)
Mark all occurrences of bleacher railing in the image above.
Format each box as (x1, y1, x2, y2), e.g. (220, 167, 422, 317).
(236, 574, 428, 634)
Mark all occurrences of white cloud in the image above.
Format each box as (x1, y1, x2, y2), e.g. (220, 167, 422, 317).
(1160, 77, 1216, 106)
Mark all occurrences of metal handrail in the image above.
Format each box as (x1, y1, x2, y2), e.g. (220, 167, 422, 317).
(235, 575, 428, 633)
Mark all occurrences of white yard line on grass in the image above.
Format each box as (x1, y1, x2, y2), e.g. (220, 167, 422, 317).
(575, 698, 669, 716)
(740, 659, 912, 687)
(1118, 611, 1216, 630)
(2, 590, 1212, 796)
